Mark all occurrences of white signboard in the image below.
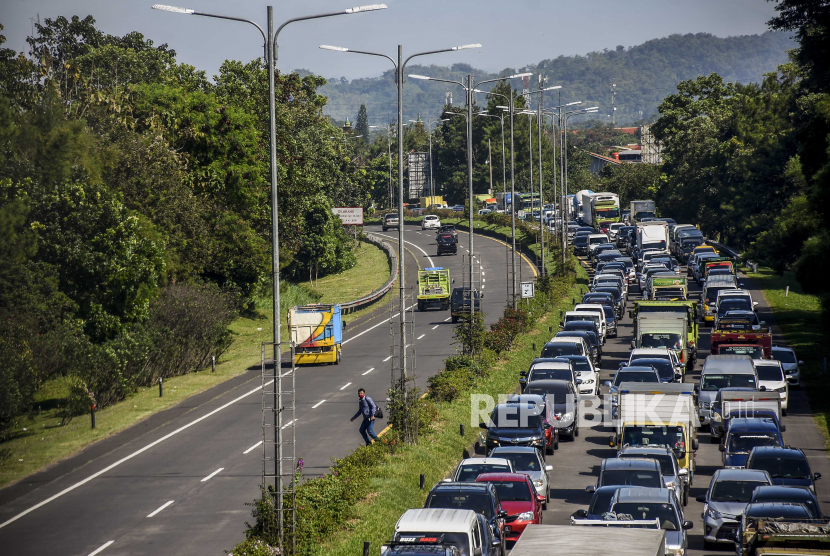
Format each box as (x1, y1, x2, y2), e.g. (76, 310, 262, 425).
(333, 207, 364, 225)
(517, 209, 526, 220)
(521, 282, 535, 299)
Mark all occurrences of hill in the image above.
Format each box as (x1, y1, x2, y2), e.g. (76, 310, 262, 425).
(312, 31, 794, 126)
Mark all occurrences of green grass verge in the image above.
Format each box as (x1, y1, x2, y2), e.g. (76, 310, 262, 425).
(315, 262, 589, 556)
(0, 240, 391, 489)
(744, 266, 830, 443)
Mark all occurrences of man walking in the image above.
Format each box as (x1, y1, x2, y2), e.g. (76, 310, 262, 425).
(350, 388, 378, 445)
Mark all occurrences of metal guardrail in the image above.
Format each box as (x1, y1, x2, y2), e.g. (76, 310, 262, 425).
(339, 233, 398, 314)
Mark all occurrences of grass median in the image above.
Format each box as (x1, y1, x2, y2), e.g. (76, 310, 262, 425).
(0, 239, 391, 489)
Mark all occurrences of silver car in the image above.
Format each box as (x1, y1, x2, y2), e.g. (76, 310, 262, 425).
(608, 487, 692, 555)
(695, 468, 773, 550)
(617, 445, 688, 506)
(488, 446, 553, 509)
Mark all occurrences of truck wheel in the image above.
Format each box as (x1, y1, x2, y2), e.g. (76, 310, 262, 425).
(417, 300, 424, 312)
(451, 315, 458, 324)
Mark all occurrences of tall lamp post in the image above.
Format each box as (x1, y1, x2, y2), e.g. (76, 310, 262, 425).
(409, 118, 448, 203)
(320, 42, 480, 413)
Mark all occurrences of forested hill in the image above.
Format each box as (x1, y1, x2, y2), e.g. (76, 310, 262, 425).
(314, 31, 794, 126)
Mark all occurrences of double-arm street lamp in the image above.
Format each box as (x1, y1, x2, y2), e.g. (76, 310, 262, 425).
(409, 118, 448, 203)
(320, 42, 480, 396)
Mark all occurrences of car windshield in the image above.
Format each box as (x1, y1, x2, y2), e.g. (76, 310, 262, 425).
(563, 358, 592, 375)
(614, 371, 659, 385)
(491, 408, 543, 429)
(529, 368, 572, 382)
(720, 346, 764, 358)
(623, 426, 686, 452)
(705, 287, 734, 305)
(637, 360, 675, 380)
(595, 288, 621, 300)
(600, 470, 662, 488)
(589, 237, 609, 245)
(701, 374, 757, 391)
(588, 489, 619, 516)
(630, 354, 670, 364)
(718, 298, 751, 314)
(426, 492, 493, 518)
(729, 433, 781, 454)
(751, 455, 812, 479)
(640, 333, 683, 350)
(397, 533, 470, 556)
(524, 383, 571, 401)
(745, 504, 812, 519)
(620, 454, 674, 475)
(456, 464, 512, 482)
(497, 452, 542, 472)
(752, 491, 819, 518)
(773, 350, 797, 364)
(574, 236, 589, 245)
(490, 481, 532, 502)
(541, 343, 580, 357)
(711, 480, 767, 502)
(611, 502, 678, 530)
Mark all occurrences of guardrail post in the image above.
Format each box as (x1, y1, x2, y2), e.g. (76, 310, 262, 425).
(420, 474, 425, 489)
(158, 377, 163, 397)
(211, 355, 216, 373)
(363, 541, 370, 556)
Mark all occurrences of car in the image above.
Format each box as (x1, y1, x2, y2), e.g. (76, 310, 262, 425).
(475, 473, 542, 543)
(522, 379, 580, 440)
(437, 224, 459, 240)
(555, 330, 601, 366)
(504, 393, 560, 453)
(587, 234, 610, 258)
(573, 234, 590, 256)
(422, 214, 441, 230)
(629, 357, 681, 383)
(576, 303, 617, 339)
(735, 502, 817, 551)
(771, 346, 803, 386)
(437, 232, 458, 256)
(519, 360, 579, 394)
(749, 485, 823, 519)
(552, 355, 599, 396)
(617, 445, 688, 506)
(540, 339, 586, 358)
(592, 286, 624, 317)
(479, 403, 548, 455)
(450, 287, 479, 322)
(607, 487, 692, 555)
(697, 354, 759, 426)
(709, 387, 768, 441)
(572, 485, 624, 521)
(746, 446, 822, 491)
(720, 418, 784, 469)
(608, 222, 626, 240)
(587, 458, 664, 493)
(392, 508, 500, 556)
(488, 446, 554, 509)
(696, 468, 773, 549)
(591, 243, 619, 263)
(563, 311, 605, 342)
(581, 292, 615, 309)
(451, 205, 464, 212)
(605, 366, 661, 408)
(627, 348, 682, 377)
(382, 212, 399, 231)
(423, 481, 507, 551)
(447, 458, 515, 483)
(477, 209, 491, 215)
(754, 359, 789, 413)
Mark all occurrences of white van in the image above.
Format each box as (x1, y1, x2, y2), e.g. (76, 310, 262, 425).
(390, 508, 495, 556)
(563, 310, 607, 343)
(697, 355, 758, 425)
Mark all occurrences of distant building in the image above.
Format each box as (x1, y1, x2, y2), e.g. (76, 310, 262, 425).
(588, 152, 621, 175)
(640, 125, 663, 164)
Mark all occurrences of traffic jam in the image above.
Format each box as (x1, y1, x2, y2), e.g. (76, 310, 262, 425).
(381, 193, 824, 556)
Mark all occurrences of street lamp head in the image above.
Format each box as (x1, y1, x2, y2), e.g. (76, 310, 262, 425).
(567, 101, 582, 106)
(585, 106, 600, 111)
(344, 4, 387, 13)
(320, 45, 349, 52)
(542, 85, 562, 91)
(151, 4, 194, 14)
(452, 44, 482, 51)
(506, 72, 533, 79)
(407, 74, 431, 80)
(495, 105, 509, 110)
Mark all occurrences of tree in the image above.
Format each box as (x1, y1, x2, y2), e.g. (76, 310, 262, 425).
(598, 162, 661, 208)
(291, 196, 357, 285)
(355, 104, 369, 144)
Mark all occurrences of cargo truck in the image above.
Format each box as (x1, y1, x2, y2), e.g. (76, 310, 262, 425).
(610, 382, 699, 486)
(418, 267, 451, 311)
(711, 328, 772, 359)
(637, 221, 669, 253)
(289, 304, 342, 365)
(633, 311, 692, 372)
(737, 516, 830, 556)
(586, 193, 621, 232)
(513, 524, 666, 556)
(630, 200, 656, 223)
(631, 300, 699, 366)
(419, 195, 446, 209)
(575, 190, 595, 221)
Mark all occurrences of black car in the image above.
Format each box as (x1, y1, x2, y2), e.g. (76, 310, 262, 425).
(437, 224, 459, 240)
(573, 234, 590, 256)
(749, 485, 823, 519)
(562, 320, 600, 337)
(437, 232, 458, 255)
(450, 287, 480, 323)
(574, 485, 623, 520)
(522, 379, 580, 440)
(555, 330, 601, 366)
(634, 357, 681, 383)
(746, 446, 822, 490)
(424, 481, 507, 550)
(540, 340, 586, 358)
(480, 402, 547, 454)
(582, 292, 615, 308)
(592, 286, 624, 317)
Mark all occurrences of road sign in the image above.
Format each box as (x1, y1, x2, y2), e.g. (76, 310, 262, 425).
(332, 207, 364, 225)
(521, 281, 535, 299)
(517, 209, 526, 219)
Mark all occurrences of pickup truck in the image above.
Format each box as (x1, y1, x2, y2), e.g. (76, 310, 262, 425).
(418, 268, 451, 311)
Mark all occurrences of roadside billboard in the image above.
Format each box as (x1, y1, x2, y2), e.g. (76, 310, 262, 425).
(332, 207, 364, 225)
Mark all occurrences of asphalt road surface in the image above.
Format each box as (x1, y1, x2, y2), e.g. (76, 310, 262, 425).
(0, 223, 534, 556)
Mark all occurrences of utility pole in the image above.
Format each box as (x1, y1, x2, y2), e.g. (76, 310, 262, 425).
(488, 139, 493, 195)
(612, 82, 617, 126)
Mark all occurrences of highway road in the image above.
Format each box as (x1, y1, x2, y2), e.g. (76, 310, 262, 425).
(539, 256, 830, 556)
(0, 223, 534, 556)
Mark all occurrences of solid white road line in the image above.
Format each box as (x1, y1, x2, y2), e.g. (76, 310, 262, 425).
(312, 400, 326, 409)
(243, 441, 263, 455)
(444, 317, 452, 322)
(281, 419, 295, 429)
(340, 382, 352, 390)
(362, 368, 375, 376)
(383, 355, 392, 362)
(343, 304, 417, 345)
(417, 334, 426, 340)
(147, 500, 175, 518)
(201, 468, 224, 482)
(432, 325, 439, 330)
(88, 541, 115, 556)
(0, 380, 272, 529)
(375, 233, 435, 267)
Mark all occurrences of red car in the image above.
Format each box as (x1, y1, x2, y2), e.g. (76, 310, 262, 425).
(475, 472, 543, 542)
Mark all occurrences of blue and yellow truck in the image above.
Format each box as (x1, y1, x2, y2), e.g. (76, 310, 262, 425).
(288, 304, 343, 365)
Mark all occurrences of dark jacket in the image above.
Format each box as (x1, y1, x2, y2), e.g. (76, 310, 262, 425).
(353, 395, 377, 420)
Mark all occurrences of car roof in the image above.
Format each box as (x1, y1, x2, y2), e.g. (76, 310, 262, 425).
(752, 485, 814, 498)
(531, 361, 572, 370)
(631, 348, 672, 355)
(617, 366, 660, 374)
(430, 482, 493, 493)
(713, 468, 772, 482)
(603, 458, 660, 471)
(506, 394, 547, 405)
(771, 346, 796, 354)
(459, 457, 512, 466)
(619, 446, 674, 457)
(489, 446, 542, 455)
(633, 358, 673, 365)
(750, 446, 806, 458)
(396, 508, 478, 532)
(728, 418, 781, 434)
(475, 472, 531, 483)
(614, 487, 672, 504)
(524, 379, 572, 388)
(753, 359, 782, 368)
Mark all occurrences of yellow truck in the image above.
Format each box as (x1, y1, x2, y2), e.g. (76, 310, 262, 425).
(419, 195, 445, 209)
(288, 304, 342, 365)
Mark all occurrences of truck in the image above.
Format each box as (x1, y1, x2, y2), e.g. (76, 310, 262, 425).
(419, 195, 446, 209)
(737, 516, 830, 556)
(288, 304, 342, 365)
(585, 193, 621, 232)
(710, 315, 772, 358)
(650, 276, 688, 301)
(631, 300, 699, 366)
(610, 382, 699, 486)
(575, 190, 595, 221)
(632, 311, 692, 372)
(630, 200, 656, 223)
(512, 524, 666, 556)
(637, 221, 670, 253)
(417, 267, 451, 311)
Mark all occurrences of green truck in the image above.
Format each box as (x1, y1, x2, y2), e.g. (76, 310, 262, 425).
(631, 300, 699, 371)
(417, 267, 451, 311)
(650, 276, 688, 301)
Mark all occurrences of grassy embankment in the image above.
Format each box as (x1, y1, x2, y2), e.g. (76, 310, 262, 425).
(314, 263, 588, 556)
(0, 240, 391, 489)
(743, 266, 830, 441)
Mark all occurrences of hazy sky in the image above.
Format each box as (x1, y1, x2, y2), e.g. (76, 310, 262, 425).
(2, 0, 781, 80)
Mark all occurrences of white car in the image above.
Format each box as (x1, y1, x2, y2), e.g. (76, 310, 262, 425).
(608, 222, 625, 240)
(772, 346, 803, 387)
(445, 457, 514, 483)
(753, 359, 789, 414)
(421, 214, 441, 230)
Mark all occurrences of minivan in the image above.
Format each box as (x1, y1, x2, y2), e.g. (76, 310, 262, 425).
(702, 277, 739, 323)
(698, 355, 758, 426)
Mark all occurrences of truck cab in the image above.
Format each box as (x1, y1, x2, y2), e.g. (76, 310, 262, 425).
(418, 268, 451, 312)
